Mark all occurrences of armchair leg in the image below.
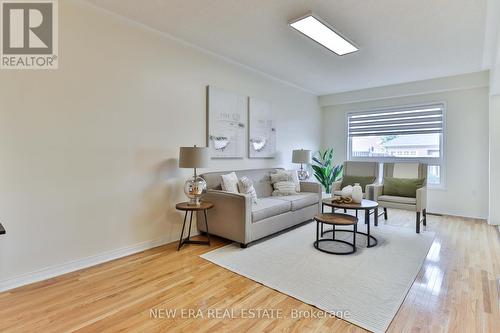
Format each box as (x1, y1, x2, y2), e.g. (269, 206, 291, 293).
(383, 207, 388, 220)
(423, 209, 427, 226)
(416, 212, 421, 233)
(240, 243, 247, 249)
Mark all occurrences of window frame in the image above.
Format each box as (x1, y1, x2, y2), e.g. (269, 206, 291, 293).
(346, 102, 446, 189)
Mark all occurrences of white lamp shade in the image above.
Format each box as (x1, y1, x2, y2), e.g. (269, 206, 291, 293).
(292, 149, 311, 164)
(179, 146, 209, 168)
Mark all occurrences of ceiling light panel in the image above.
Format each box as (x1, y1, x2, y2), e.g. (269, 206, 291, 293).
(289, 14, 358, 56)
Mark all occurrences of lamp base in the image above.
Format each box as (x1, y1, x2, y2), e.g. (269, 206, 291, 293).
(297, 169, 309, 181)
(188, 197, 202, 206)
(184, 176, 207, 206)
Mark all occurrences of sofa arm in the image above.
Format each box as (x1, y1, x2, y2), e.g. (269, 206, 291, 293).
(196, 189, 252, 244)
(331, 180, 343, 194)
(366, 184, 384, 201)
(416, 186, 427, 212)
(300, 181, 322, 195)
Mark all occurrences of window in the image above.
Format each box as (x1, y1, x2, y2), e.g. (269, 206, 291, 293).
(347, 103, 445, 186)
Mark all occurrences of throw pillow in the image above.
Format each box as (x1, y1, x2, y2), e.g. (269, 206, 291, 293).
(238, 176, 258, 204)
(383, 177, 426, 198)
(270, 170, 297, 196)
(341, 175, 376, 192)
(287, 170, 301, 192)
(221, 172, 239, 193)
(272, 181, 298, 196)
(270, 170, 292, 183)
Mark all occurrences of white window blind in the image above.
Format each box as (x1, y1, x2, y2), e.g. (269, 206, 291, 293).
(348, 104, 444, 137)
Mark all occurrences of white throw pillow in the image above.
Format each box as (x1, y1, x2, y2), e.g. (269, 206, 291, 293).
(270, 170, 297, 196)
(272, 181, 298, 196)
(221, 172, 239, 193)
(287, 169, 301, 192)
(238, 176, 258, 204)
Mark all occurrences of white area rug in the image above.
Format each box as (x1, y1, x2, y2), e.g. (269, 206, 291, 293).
(201, 222, 435, 333)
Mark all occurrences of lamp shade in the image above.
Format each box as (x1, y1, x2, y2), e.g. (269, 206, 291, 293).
(179, 146, 209, 168)
(292, 149, 311, 164)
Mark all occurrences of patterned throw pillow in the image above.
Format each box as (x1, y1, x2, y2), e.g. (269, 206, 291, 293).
(270, 170, 297, 196)
(238, 176, 258, 204)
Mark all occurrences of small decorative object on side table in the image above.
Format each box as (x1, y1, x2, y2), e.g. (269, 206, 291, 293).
(292, 149, 311, 181)
(0, 223, 5, 235)
(176, 201, 214, 250)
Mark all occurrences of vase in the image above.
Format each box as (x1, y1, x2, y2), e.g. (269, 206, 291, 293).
(352, 183, 363, 203)
(341, 185, 353, 199)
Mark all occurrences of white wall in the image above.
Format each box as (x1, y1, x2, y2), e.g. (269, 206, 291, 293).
(0, 0, 321, 288)
(488, 20, 500, 225)
(320, 73, 490, 219)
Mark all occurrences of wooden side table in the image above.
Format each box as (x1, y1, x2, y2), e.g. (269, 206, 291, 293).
(175, 201, 214, 251)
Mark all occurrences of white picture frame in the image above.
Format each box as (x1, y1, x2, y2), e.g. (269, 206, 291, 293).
(206, 86, 247, 159)
(248, 97, 276, 158)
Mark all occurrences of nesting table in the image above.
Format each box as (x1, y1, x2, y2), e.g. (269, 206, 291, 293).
(321, 198, 379, 248)
(314, 213, 358, 255)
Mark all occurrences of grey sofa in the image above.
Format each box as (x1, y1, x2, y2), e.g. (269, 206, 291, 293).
(196, 168, 321, 247)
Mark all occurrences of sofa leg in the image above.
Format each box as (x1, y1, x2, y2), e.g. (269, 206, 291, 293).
(240, 243, 247, 249)
(423, 209, 427, 226)
(383, 207, 388, 220)
(416, 212, 421, 233)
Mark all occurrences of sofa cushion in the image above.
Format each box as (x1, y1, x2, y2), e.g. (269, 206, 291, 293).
(274, 193, 320, 211)
(251, 198, 291, 222)
(378, 195, 417, 205)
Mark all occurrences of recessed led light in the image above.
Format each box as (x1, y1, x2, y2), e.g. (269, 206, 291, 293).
(289, 13, 358, 56)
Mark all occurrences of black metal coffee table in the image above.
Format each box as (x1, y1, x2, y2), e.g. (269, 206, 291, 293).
(321, 198, 379, 248)
(314, 213, 358, 255)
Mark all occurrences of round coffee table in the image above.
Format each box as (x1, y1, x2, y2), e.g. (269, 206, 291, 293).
(321, 198, 379, 248)
(314, 213, 358, 255)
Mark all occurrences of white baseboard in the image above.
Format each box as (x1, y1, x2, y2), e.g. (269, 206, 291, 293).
(0, 233, 191, 292)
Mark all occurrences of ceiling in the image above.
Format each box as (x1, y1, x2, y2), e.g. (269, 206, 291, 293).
(86, 0, 490, 95)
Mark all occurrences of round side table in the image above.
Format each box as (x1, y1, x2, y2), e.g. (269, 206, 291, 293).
(314, 213, 358, 255)
(175, 201, 214, 251)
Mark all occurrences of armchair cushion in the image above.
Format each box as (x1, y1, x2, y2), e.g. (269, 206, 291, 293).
(378, 195, 417, 205)
(382, 177, 425, 198)
(341, 175, 376, 190)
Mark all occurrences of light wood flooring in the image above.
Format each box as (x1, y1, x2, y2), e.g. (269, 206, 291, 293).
(0, 210, 499, 332)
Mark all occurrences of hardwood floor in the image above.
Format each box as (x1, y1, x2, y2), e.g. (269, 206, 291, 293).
(0, 210, 499, 332)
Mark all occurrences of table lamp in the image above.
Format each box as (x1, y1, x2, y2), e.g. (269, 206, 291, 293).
(179, 145, 209, 206)
(292, 149, 311, 181)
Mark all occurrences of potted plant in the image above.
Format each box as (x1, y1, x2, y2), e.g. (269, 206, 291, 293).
(311, 148, 343, 195)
